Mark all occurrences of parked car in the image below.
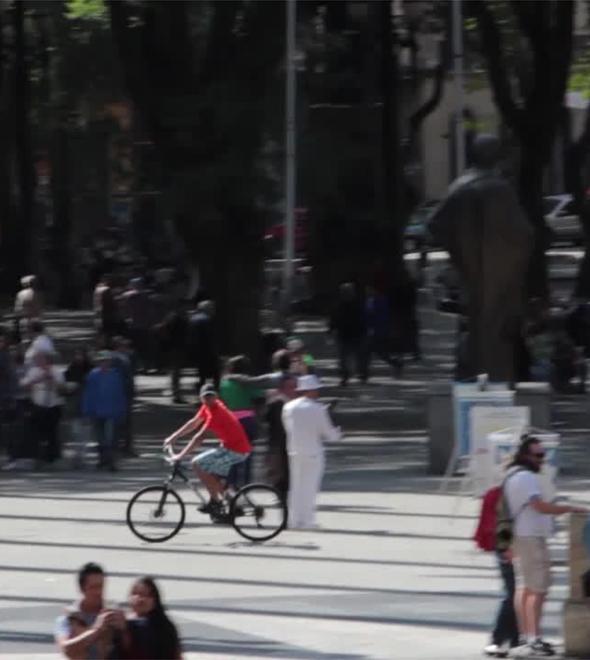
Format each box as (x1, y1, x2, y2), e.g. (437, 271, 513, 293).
(546, 249, 583, 281)
(264, 208, 309, 256)
(404, 200, 439, 252)
(543, 194, 582, 245)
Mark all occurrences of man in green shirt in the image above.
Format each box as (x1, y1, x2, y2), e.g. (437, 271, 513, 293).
(220, 356, 263, 488)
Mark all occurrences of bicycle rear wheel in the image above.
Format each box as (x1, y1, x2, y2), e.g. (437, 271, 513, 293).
(126, 486, 185, 543)
(230, 483, 287, 542)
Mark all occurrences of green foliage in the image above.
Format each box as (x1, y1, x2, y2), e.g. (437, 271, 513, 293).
(65, 0, 107, 22)
(569, 52, 590, 99)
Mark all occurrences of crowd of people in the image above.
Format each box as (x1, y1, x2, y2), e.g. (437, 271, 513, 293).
(1, 270, 345, 529)
(0, 275, 139, 471)
(0, 320, 134, 472)
(329, 280, 420, 386)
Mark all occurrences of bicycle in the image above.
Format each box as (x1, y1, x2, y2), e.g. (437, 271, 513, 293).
(126, 448, 287, 543)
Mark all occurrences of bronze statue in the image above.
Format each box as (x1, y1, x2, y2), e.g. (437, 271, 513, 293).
(429, 134, 533, 383)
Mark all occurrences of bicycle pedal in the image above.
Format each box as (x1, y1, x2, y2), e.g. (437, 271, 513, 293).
(210, 512, 232, 525)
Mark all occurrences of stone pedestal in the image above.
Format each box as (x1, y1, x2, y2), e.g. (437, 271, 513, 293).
(427, 382, 453, 475)
(564, 513, 590, 658)
(426, 381, 552, 476)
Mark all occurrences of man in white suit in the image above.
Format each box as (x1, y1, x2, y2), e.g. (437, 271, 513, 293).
(281, 375, 341, 529)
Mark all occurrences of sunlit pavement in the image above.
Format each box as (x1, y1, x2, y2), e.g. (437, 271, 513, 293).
(1, 286, 589, 658)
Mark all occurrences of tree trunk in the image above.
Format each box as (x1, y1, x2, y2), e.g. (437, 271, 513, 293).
(13, 0, 34, 277)
(172, 176, 264, 357)
(50, 123, 78, 307)
(378, 0, 405, 283)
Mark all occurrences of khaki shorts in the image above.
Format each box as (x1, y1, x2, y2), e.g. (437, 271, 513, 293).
(513, 536, 551, 593)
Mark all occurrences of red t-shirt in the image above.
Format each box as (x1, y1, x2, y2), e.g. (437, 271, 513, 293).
(195, 400, 252, 454)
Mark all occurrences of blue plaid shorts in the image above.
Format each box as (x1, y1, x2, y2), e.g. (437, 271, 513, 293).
(192, 447, 248, 477)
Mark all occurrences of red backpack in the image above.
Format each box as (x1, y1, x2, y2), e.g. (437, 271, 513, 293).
(474, 486, 502, 552)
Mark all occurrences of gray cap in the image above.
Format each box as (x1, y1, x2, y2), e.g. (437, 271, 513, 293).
(199, 383, 217, 398)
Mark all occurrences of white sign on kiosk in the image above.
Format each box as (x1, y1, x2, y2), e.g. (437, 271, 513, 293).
(453, 380, 514, 457)
(489, 431, 560, 501)
(469, 406, 530, 495)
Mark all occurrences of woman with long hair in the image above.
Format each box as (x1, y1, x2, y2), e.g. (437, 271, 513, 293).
(124, 576, 182, 660)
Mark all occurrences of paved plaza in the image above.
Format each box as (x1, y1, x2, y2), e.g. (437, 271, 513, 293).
(1, 301, 589, 659)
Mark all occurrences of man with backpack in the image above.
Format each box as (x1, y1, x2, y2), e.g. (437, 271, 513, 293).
(487, 435, 585, 657)
(475, 479, 520, 658)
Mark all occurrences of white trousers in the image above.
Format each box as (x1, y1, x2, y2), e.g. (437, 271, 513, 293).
(288, 452, 325, 529)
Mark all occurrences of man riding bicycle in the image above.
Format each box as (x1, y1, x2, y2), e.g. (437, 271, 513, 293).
(163, 384, 252, 516)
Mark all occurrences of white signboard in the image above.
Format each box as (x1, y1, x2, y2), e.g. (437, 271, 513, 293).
(453, 383, 514, 457)
(469, 406, 530, 495)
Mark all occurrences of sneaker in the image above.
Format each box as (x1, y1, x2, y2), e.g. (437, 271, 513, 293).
(483, 643, 508, 658)
(529, 639, 555, 656)
(198, 500, 222, 514)
(510, 644, 533, 657)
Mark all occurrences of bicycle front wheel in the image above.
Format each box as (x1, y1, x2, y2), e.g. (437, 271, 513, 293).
(126, 486, 185, 543)
(230, 483, 287, 542)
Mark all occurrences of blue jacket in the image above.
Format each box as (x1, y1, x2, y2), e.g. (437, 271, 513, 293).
(82, 367, 127, 420)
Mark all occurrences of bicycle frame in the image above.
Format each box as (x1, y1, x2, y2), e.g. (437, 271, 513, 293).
(165, 460, 208, 505)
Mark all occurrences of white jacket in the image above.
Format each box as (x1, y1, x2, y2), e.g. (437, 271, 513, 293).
(281, 396, 341, 456)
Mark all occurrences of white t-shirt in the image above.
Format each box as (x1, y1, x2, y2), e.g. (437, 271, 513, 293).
(504, 469, 553, 538)
(21, 366, 65, 408)
(24, 334, 56, 366)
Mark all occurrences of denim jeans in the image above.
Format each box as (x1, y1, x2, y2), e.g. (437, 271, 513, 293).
(93, 418, 118, 467)
(492, 551, 519, 647)
(227, 416, 256, 489)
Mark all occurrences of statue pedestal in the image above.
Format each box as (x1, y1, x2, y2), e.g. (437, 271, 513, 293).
(514, 382, 551, 429)
(426, 381, 551, 476)
(564, 513, 590, 657)
(427, 382, 453, 474)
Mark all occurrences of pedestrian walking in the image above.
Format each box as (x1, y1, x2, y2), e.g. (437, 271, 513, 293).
(82, 350, 127, 471)
(24, 320, 56, 367)
(186, 300, 220, 391)
(393, 272, 421, 362)
(21, 350, 66, 466)
(286, 336, 314, 375)
(14, 274, 42, 341)
(363, 285, 400, 381)
(156, 299, 188, 404)
(329, 282, 366, 386)
(281, 375, 340, 530)
(55, 562, 126, 659)
(475, 471, 521, 657)
(120, 277, 152, 372)
(505, 435, 586, 657)
(112, 336, 137, 457)
(64, 348, 93, 468)
(265, 373, 297, 501)
(123, 576, 183, 660)
(0, 327, 17, 466)
(93, 273, 120, 340)
(4, 346, 33, 469)
(220, 355, 263, 489)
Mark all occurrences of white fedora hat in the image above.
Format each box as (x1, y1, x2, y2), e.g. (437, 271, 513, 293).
(296, 374, 322, 391)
